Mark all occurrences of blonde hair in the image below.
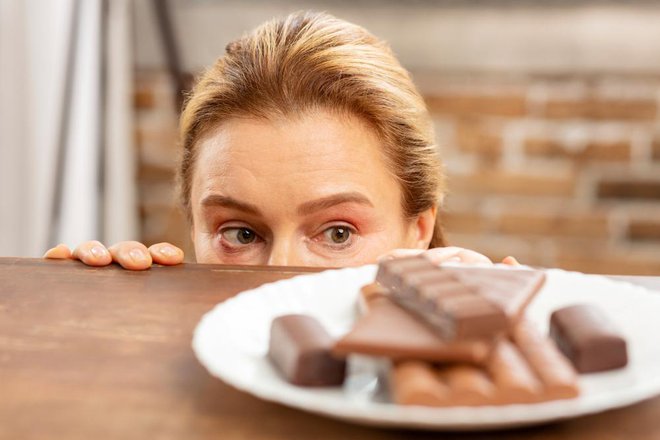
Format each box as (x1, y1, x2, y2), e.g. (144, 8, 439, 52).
(179, 11, 447, 247)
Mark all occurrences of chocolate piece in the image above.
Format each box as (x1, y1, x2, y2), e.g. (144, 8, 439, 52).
(268, 314, 346, 386)
(437, 295, 507, 340)
(356, 283, 389, 316)
(389, 321, 579, 407)
(334, 295, 492, 364)
(448, 266, 546, 323)
(375, 256, 437, 293)
(377, 257, 506, 340)
(487, 339, 543, 403)
(376, 257, 545, 340)
(440, 365, 496, 406)
(549, 304, 628, 373)
(391, 361, 451, 406)
(512, 321, 579, 399)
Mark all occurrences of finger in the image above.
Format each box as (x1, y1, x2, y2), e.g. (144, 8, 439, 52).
(377, 248, 425, 262)
(420, 246, 464, 264)
(108, 241, 152, 271)
(455, 249, 493, 265)
(423, 246, 492, 265)
(148, 242, 184, 266)
(502, 256, 521, 266)
(43, 244, 74, 259)
(72, 241, 113, 266)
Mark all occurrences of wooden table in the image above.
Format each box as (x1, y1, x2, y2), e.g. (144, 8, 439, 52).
(1, 258, 659, 440)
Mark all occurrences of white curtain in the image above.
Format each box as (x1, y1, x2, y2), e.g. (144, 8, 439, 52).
(0, 0, 137, 257)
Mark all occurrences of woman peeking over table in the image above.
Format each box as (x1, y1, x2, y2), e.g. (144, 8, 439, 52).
(45, 11, 518, 270)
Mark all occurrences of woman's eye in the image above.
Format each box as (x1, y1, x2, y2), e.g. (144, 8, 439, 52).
(323, 226, 352, 244)
(221, 227, 258, 245)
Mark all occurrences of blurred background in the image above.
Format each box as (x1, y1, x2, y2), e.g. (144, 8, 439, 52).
(2, 0, 660, 274)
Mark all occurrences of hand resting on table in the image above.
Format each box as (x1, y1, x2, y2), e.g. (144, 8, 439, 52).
(43, 241, 184, 270)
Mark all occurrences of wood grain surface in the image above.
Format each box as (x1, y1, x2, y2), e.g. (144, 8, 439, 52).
(1, 257, 659, 440)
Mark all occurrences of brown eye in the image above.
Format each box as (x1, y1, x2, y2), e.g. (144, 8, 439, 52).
(324, 226, 351, 244)
(237, 228, 255, 244)
(222, 227, 257, 245)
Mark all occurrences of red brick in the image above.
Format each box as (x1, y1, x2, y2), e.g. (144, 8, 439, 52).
(425, 93, 526, 117)
(543, 99, 656, 120)
(441, 211, 488, 234)
(454, 119, 502, 157)
(497, 211, 609, 238)
(598, 179, 660, 200)
(557, 250, 660, 275)
(140, 205, 194, 259)
(135, 126, 179, 169)
(444, 232, 552, 268)
(138, 164, 175, 182)
(653, 139, 660, 161)
(134, 126, 178, 149)
(524, 138, 631, 162)
(449, 170, 576, 197)
(138, 180, 177, 208)
(628, 219, 660, 241)
(134, 88, 155, 109)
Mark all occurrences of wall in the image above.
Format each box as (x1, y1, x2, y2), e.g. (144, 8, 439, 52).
(426, 73, 660, 274)
(135, 1, 660, 74)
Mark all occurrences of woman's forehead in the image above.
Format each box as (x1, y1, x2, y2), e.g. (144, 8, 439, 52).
(192, 110, 399, 203)
(198, 110, 380, 161)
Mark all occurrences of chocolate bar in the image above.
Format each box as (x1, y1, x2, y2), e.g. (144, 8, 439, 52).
(376, 257, 545, 340)
(390, 321, 579, 406)
(334, 293, 493, 364)
(550, 304, 628, 373)
(268, 314, 346, 386)
(512, 321, 580, 399)
(356, 283, 388, 316)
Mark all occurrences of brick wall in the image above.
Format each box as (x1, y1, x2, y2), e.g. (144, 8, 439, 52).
(134, 71, 194, 257)
(426, 74, 660, 275)
(134, 70, 660, 274)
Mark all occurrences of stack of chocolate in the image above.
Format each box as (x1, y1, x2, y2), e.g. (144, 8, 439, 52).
(334, 256, 581, 406)
(267, 256, 629, 408)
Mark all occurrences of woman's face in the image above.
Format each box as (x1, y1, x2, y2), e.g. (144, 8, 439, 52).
(190, 109, 435, 267)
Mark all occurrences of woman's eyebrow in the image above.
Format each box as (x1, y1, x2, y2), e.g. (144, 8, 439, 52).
(200, 194, 261, 215)
(297, 192, 374, 216)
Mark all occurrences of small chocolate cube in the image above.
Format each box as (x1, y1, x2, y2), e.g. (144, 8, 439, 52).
(549, 304, 628, 373)
(268, 314, 346, 386)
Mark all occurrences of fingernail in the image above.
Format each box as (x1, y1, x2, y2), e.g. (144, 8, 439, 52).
(159, 246, 178, 257)
(129, 248, 148, 263)
(90, 246, 108, 259)
(446, 256, 461, 262)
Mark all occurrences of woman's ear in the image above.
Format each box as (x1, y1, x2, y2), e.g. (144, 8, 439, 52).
(406, 206, 438, 249)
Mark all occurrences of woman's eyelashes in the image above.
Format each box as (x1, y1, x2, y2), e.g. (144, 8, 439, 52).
(218, 226, 263, 251)
(215, 221, 360, 254)
(314, 224, 359, 250)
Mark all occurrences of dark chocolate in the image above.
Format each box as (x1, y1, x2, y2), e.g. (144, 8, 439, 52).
(268, 314, 346, 386)
(549, 304, 628, 373)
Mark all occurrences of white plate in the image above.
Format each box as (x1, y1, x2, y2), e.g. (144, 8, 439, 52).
(192, 265, 660, 430)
